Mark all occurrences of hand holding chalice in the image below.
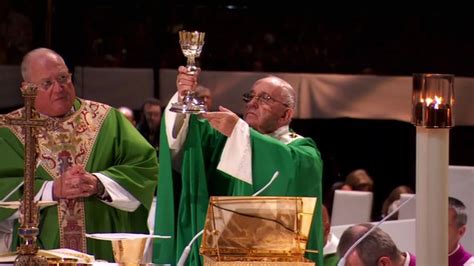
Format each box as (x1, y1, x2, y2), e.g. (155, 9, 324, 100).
(170, 30, 207, 114)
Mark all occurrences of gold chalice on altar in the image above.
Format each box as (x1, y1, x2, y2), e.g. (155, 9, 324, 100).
(111, 238, 147, 265)
(170, 30, 207, 114)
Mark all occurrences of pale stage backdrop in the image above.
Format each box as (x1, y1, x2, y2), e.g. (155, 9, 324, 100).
(1, 66, 473, 126)
(159, 69, 474, 126)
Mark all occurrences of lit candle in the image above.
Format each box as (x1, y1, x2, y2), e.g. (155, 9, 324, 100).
(413, 74, 454, 266)
(424, 96, 452, 128)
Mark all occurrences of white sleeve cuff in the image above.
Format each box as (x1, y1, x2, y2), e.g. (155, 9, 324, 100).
(94, 173, 140, 212)
(41, 181, 54, 202)
(217, 118, 253, 184)
(41, 176, 140, 212)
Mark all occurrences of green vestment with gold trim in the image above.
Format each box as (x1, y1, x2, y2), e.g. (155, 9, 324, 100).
(0, 99, 158, 262)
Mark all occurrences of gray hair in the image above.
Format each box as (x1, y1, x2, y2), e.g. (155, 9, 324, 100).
(449, 197, 468, 228)
(337, 223, 401, 265)
(276, 76, 296, 109)
(21, 48, 67, 81)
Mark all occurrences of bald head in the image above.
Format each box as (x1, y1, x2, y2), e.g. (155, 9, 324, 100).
(244, 75, 296, 133)
(118, 106, 136, 125)
(258, 76, 296, 109)
(21, 48, 67, 81)
(20, 48, 75, 117)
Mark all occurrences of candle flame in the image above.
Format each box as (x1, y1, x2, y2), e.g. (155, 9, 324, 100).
(425, 96, 443, 109)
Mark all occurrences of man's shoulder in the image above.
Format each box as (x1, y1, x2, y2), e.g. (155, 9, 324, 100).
(279, 131, 304, 144)
(284, 131, 318, 147)
(0, 107, 23, 130)
(4, 107, 24, 117)
(78, 99, 115, 118)
(81, 98, 112, 110)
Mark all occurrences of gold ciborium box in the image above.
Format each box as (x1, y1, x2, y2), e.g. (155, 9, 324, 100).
(200, 196, 317, 266)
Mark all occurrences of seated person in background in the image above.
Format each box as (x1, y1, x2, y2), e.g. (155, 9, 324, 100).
(341, 169, 374, 191)
(322, 204, 339, 266)
(381, 185, 414, 220)
(195, 84, 213, 111)
(337, 223, 416, 266)
(118, 106, 136, 126)
(0, 48, 158, 261)
(325, 169, 373, 217)
(449, 196, 474, 266)
(136, 98, 162, 150)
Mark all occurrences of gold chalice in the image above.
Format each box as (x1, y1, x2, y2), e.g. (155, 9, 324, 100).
(170, 30, 207, 114)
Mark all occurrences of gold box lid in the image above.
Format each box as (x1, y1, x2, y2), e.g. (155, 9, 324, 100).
(199, 196, 317, 260)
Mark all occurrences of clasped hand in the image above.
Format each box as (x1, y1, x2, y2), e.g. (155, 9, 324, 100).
(53, 165, 99, 199)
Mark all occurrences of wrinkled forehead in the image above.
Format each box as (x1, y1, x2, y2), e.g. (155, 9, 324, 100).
(251, 77, 283, 94)
(27, 53, 68, 81)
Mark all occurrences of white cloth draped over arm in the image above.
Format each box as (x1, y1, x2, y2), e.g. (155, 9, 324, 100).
(217, 118, 253, 185)
(165, 92, 252, 183)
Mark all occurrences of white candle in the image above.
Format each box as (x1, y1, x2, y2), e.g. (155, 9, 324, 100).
(416, 127, 449, 265)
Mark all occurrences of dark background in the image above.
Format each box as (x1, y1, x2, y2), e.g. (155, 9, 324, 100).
(1, 1, 473, 219)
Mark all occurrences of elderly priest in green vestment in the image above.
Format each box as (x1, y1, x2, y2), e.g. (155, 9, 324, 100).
(0, 48, 158, 262)
(153, 66, 324, 265)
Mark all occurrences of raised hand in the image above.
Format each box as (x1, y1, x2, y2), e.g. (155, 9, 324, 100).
(176, 66, 199, 98)
(201, 106, 239, 137)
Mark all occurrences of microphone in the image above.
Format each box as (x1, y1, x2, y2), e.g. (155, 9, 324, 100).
(337, 194, 416, 266)
(1, 160, 43, 202)
(176, 170, 280, 266)
(252, 171, 279, 196)
(177, 229, 204, 266)
(1, 181, 24, 202)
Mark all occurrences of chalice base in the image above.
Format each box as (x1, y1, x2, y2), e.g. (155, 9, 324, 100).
(170, 102, 206, 114)
(170, 91, 207, 114)
(15, 254, 48, 266)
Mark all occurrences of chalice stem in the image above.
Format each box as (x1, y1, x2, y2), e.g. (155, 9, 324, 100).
(187, 56, 196, 67)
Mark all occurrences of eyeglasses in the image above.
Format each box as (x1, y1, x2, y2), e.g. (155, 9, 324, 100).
(242, 92, 289, 107)
(38, 72, 72, 91)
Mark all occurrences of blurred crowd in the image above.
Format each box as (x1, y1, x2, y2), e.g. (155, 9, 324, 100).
(3, 2, 474, 77)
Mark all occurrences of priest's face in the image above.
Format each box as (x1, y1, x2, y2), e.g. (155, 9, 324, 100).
(144, 103, 162, 130)
(448, 207, 466, 253)
(243, 77, 291, 134)
(25, 51, 76, 117)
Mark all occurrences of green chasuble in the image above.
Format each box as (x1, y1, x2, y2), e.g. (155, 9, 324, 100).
(0, 98, 158, 262)
(324, 253, 340, 266)
(153, 115, 323, 266)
